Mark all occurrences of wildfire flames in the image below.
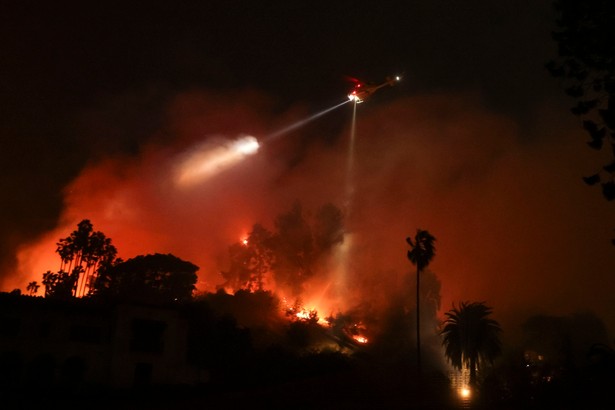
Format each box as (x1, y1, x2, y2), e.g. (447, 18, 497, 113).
(352, 335, 368, 344)
(280, 295, 371, 348)
(10, 87, 605, 367)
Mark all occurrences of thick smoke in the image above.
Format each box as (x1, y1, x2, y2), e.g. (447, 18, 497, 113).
(8, 88, 615, 339)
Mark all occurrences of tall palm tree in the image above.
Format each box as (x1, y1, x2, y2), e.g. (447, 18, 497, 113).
(406, 229, 436, 375)
(440, 301, 502, 386)
(26, 281, 39, 295)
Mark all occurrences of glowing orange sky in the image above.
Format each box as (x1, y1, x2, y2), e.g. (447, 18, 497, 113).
(8, 89, 615, 338)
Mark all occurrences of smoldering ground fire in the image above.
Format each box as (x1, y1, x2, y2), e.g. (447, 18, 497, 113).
(6, 87, 615, 344)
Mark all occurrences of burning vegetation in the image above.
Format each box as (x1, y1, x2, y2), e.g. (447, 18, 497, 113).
(31, 205, 444, 365)
(12, 208, 615, 409)
(219, 201, 345, 296)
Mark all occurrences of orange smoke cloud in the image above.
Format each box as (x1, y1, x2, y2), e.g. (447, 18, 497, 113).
(10, 89, 615, 337)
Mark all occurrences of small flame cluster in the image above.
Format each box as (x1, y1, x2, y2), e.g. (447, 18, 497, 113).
(349, 322, 368, 344)
(283, 299, 327, 325)
(283, 298, 369, 346)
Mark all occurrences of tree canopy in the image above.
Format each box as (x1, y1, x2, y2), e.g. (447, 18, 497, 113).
(93, 253, 198, 304)
(406, 229, 436, 272)
(221, 201, 345, 295)
(441, 301, 502, 386)
(547, 0, 615, 206)
(42, 219, 117, 299)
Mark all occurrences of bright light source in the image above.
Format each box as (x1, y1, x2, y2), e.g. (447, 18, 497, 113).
(234, 135, 259, 154)
(459, 387, 471, 399)
(174, 134, 260, 187)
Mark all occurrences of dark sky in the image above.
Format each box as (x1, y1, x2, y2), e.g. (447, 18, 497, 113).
(2, 1, 614, 338)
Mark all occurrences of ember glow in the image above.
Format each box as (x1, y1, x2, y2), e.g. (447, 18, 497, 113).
(352, 335, 368, 344)
(283, 297, 330, 325)
(294, 308, 319, 322)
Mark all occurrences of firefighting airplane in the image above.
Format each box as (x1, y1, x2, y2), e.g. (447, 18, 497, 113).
(347, 75, 401, 103)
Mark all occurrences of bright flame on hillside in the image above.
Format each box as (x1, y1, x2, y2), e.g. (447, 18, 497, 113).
(352, 335, 368, 344)
(288, 306, 330, 325)
(295, 309, 315, 320)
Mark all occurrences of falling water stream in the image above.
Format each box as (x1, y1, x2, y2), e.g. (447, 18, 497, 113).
(331, 100, 358, 302)
(345, 100, 358, 215)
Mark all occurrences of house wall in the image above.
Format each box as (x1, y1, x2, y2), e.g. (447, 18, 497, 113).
(0, 293, 202, 389)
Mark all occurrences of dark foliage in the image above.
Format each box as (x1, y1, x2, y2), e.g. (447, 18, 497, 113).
(478, 311, 614, 409)
(440, 301, 502, 386)
(220, 201, 345, 296)
(42, 219, 117, 299)
(93, 253, 198, 304)
(548, 0, 615, 214)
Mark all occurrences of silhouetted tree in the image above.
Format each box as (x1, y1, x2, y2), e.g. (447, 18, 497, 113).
(93, 253, 198, 304)
(441, 301, 502, 386)
(220, 224, 276, 292)
(272, 202, 315, 294)
(246, 224, 275, 291)
(510, 311, 613, 407)
(221, 242, 254, 291)
(406, 229, 436, 374)
(42, 270, 76, 300)
(46, 219, 117, 297)
(522, 311, 610, 381)
(222, 202, 345, 296)
(547, 0, 615, 236)
(272, 202, 345, 295)
(26, 281, 39, 295)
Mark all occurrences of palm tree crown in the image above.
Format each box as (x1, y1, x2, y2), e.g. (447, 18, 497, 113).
(441, 301, 502, 385)
(406, 229, 436, 271)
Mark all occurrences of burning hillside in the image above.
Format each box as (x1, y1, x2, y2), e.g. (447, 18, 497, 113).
(7, 87, 613, 344)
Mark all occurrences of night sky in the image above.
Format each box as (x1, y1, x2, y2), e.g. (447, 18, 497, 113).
(2, 1, 614, 339)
